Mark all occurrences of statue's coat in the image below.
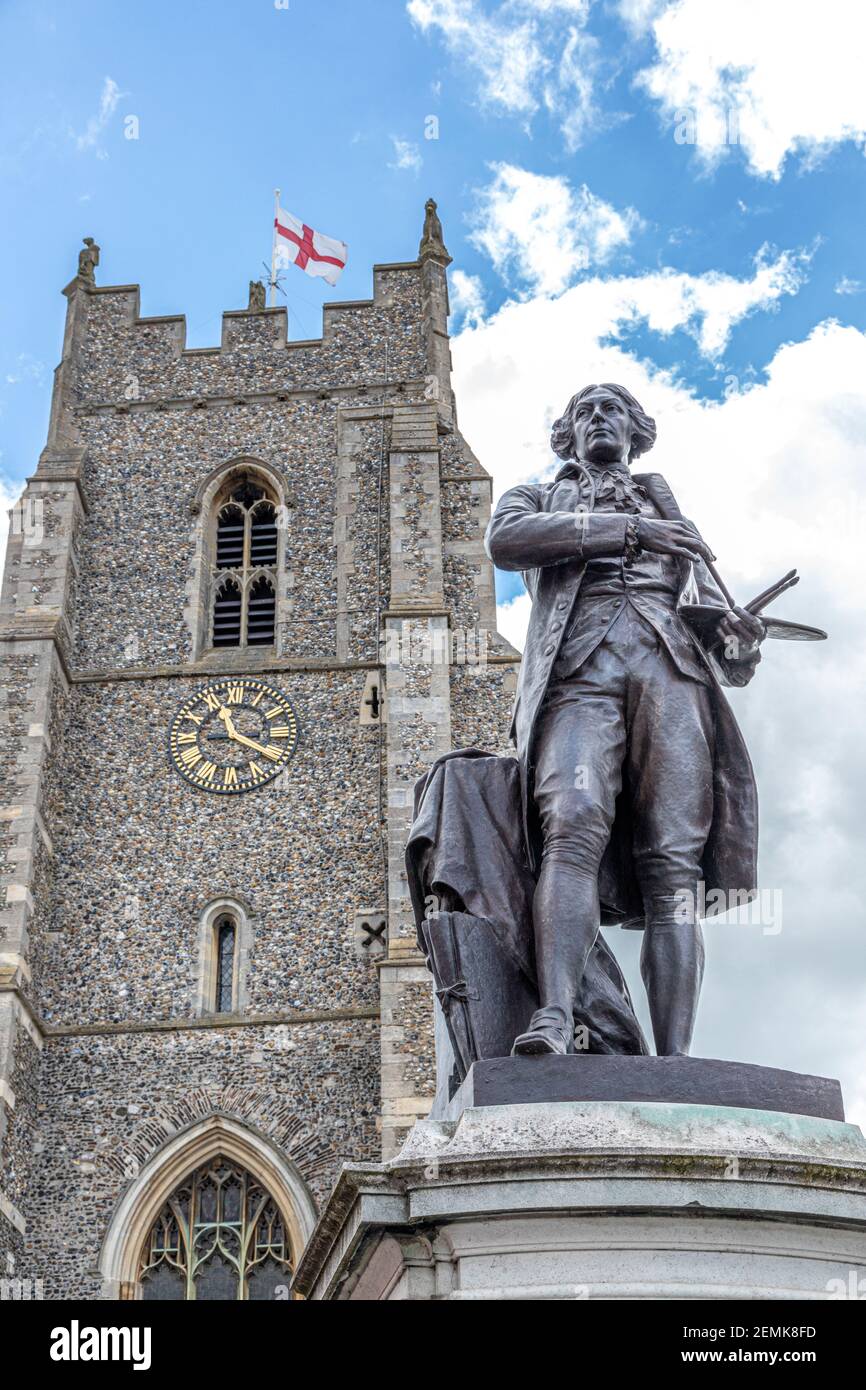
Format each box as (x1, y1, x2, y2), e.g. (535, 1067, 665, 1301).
(485, 471, 759, 927)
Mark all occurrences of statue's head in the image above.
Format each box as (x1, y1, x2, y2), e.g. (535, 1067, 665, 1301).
(551, 383, 656, 467)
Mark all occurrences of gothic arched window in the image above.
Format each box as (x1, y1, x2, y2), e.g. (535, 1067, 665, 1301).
(194, 899, 252, 1019)
(210, 473, 280, 650)
(139, 1157, 293, 1301)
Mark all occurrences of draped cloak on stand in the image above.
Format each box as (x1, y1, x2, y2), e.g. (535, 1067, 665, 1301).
(405, 749, 649, 1059)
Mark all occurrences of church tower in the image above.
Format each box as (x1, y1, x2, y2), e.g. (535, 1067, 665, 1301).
(0, 204, 519, 1298)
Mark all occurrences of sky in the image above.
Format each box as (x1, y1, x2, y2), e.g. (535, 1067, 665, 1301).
(1, 0, 865, 1123)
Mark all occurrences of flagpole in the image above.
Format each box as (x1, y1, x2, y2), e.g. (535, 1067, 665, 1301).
(270, 188, 280, 308)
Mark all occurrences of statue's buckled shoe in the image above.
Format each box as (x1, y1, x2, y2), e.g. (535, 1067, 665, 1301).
(512, 1007, 573, 1057)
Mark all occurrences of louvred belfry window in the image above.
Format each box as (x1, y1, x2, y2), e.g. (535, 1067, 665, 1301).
(249, 500, 278, 568)
(212, 577, 242, 648)
(247, 575, 276, 647)
(209, 475, 280, 650)
(215, 505, 245, 570)
(139, 1158, 294, 1301)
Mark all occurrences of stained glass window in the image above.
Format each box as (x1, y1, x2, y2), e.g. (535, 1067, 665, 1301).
(139, 1158, 293, 1301)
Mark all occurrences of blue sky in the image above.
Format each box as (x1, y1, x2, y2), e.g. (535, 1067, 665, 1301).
(2, 0, 866, 486)
(3, 0, 866, 1114)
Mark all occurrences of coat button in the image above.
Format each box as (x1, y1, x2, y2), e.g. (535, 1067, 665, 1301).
(556, 601, 568, 611)
(551, 622, 562, 632)
(544, 645, 555, 656)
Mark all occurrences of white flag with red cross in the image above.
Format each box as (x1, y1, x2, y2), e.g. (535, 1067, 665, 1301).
(274, 207, 348, 287)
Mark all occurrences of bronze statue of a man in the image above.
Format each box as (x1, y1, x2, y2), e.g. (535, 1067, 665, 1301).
(485, 384, 767, 1058)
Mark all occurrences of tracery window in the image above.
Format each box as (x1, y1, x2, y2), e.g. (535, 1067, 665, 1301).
(210, 474, 279, 650)
(139, 1157, 293, 1301)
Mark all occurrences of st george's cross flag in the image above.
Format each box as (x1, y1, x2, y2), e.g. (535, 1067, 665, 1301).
(274, 207, 348, 286)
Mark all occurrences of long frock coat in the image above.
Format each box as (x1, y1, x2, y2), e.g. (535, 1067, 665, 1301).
(485, 470, 760, 928)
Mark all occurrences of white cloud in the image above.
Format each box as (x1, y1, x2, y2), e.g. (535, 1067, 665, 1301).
(71, 76, 123, 155)
(470, 163, 641, 295)
(496, 590, 533, 650)
(522, 0, 591, 11)
(389, 136, 423, 175)
(466, 174, 807, 355)
(626, 0, 866, 179)
(835, 277, 865, 296)
(449, 269, 487, 328)
(407, 0, 604, 149)
(4, 354, 46, 387)
(554, 23, 602, 150)
(462, 306, 865, 598)
(615, 0, 667, 32)
(408, 0, 545, 113)
(628, 245, 809, 357)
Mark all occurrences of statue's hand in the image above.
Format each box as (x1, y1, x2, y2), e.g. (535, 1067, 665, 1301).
(715, 606, 766, 660)
(637, 517, 716, 565)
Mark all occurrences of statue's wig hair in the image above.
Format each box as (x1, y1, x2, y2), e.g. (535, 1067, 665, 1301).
(550, 383, 657, 463)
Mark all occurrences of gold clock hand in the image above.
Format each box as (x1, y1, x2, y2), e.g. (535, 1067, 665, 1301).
(217, 706, 275, 760)
(228, 729, 275, 758)
(218, 705, 235, 734)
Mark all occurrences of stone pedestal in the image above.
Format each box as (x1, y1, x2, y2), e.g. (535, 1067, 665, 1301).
(293, 1082, 866, 1300)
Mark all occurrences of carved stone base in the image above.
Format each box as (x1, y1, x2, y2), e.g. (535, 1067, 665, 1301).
(292, 1098, 866, 1300)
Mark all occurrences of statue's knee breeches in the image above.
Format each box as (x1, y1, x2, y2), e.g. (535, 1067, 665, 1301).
(538, 790, 614, 875)
(532, 676, 625, 878)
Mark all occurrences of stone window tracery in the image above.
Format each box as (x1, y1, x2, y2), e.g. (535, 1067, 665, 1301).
(139, 1157, 293, 1301)
(210, 474, 279, 649)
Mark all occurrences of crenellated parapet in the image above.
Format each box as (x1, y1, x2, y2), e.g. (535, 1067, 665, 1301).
(69, 262, 429, 410)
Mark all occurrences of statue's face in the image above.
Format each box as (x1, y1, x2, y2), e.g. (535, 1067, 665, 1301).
(571, 387, 633, 466)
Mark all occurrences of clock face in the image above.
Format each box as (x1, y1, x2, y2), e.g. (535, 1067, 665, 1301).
(168, 679, 299, 795)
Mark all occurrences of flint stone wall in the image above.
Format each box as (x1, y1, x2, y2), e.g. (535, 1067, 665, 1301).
(0, 249, 521, 1291)
(28, 1019, 379, 1299)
